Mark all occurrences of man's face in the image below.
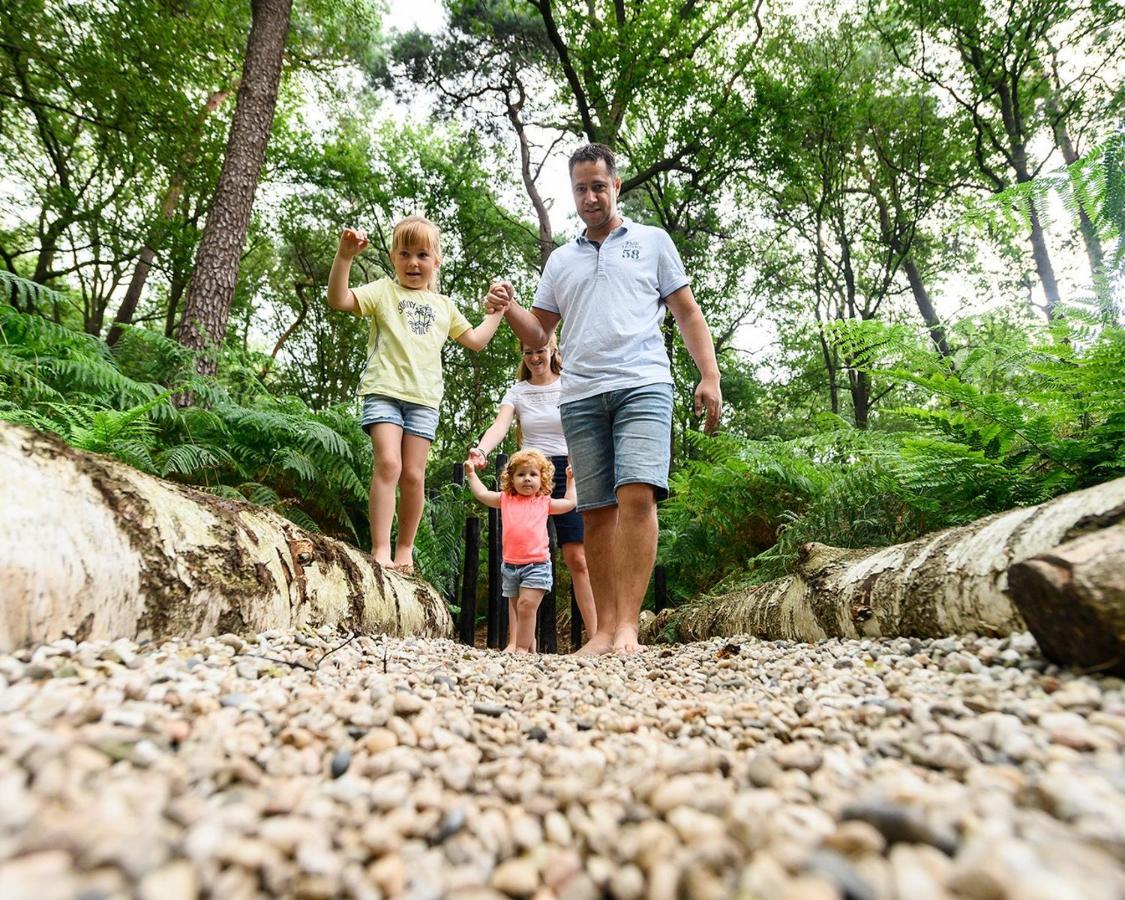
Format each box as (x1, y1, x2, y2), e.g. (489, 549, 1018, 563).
(571, 160, 621, 233)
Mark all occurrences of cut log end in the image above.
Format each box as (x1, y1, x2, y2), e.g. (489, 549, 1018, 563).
(1007, 522, 1125, 677)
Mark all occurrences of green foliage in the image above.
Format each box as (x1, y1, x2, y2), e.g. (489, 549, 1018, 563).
(660, 312, 1125, 602)
(0, 296, 371, 545)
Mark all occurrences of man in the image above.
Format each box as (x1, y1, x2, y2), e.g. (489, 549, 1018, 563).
(487, 143, 722, 655)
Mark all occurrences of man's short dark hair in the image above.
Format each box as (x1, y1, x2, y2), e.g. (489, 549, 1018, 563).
(568, 143, 617, 177)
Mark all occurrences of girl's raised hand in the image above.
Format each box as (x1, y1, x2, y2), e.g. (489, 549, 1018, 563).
(338, 227, 370, 258)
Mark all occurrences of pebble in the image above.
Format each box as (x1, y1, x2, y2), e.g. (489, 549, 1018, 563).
(0, 630, 1119, 898)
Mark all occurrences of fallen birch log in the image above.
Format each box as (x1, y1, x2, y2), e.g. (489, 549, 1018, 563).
(0, 422, 452, 651)
(640, 476, 1125, 645)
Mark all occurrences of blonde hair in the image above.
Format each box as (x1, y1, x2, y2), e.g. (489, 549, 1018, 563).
(390, 215, 442, 291)
(515, 332, 563, 381)
(500, 449, 555, 497)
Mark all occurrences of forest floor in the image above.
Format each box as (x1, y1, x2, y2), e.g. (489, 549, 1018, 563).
(0, 629, 1122, 899)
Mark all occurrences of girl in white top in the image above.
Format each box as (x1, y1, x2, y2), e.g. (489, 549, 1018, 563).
(467, 334, 597, 647)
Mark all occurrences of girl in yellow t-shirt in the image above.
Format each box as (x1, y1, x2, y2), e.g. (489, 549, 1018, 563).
(328, 215, 507, 574)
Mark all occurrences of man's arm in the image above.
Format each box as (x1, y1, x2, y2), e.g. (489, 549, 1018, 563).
(665, 285, 723, 433)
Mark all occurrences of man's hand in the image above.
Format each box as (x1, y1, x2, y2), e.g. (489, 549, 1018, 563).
(485, 280, 514, 314)
(695, 376, 722, 434)
(337, 227, 369, 259)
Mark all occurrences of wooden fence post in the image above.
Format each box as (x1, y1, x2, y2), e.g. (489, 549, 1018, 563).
(536, 520, 559, 653)
(454, 461, 480, 646)
(654, 564, 669, 612)
(486, 452, 507, 649)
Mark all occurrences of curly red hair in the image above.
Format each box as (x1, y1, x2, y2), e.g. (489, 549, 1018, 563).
(500, 449, 555, 497)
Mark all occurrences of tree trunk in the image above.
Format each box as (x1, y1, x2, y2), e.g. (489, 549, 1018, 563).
(0, 422, 452, 652)
(506, 84, 555, 270)
(640, 476, 1125, 644)
(108, 88, 233, 347)
(177, 0, 292, 376)
(1007, 519, 1125, 676)
(1026, 196, 1062, 320)
(903, 255, 954, 360)
(1043, 83, 1108, 294)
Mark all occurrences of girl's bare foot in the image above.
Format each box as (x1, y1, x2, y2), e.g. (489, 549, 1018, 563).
(391, 563, 416, 576)
(503, 643, 517, 653)
(373, 554, 395, 568)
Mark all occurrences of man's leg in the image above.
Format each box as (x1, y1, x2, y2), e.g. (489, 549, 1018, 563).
(605, 383, 673, 654)
(576, 505, 618, 655)
(560, 394, 618, 656)
(610, 483, 659, 653)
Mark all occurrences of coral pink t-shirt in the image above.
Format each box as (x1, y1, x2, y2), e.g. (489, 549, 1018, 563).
(500, 493, 551, 564)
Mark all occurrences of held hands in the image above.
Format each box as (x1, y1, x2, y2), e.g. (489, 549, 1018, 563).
(467, 447, 487, 470)
(337, 227, 370, 259)
(485, 280, 514, 314)
(695, 377, 722, 434)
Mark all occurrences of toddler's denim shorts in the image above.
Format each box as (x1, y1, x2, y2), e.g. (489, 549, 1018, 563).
(501, 560, 553, 596)
(360, 394, 439, 441)
(560, 382, 673, 511)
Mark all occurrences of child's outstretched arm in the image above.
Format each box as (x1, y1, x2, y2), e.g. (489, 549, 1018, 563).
(327, 228, 370, 314)
(464, 459, 502, 509)
(549, 465, 577, 515)
(455, 282, 508, 351)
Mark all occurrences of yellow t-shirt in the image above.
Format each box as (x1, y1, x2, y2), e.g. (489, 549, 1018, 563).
(353, 278, 472, 408)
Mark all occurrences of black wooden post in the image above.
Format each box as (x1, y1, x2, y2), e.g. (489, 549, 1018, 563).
(455, 461, 480, 646)
(486, 452, 507, 649)
(570, 587, 582, 652)
(654, 564, 669, 612)
(486, 504, 501, 648)
(447, 462, 464, 628)
(536, 519, 559, 653)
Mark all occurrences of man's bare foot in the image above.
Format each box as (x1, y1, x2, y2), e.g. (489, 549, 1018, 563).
(573, 634, 615, 656)
(613, 625, 642, 655)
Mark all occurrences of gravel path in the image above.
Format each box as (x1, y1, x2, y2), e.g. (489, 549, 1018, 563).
(0, 629, 1122, 899)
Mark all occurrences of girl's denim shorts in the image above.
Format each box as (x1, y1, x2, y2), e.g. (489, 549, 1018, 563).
(360, 394, 439, 441)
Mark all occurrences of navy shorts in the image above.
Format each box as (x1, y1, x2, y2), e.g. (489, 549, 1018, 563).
(548, 454, 584, 545)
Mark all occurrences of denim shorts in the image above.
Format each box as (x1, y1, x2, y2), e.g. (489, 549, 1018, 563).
(501, 560, 552, 596)
(360, 394, 439, 441)
(560, 382, 673, 511)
